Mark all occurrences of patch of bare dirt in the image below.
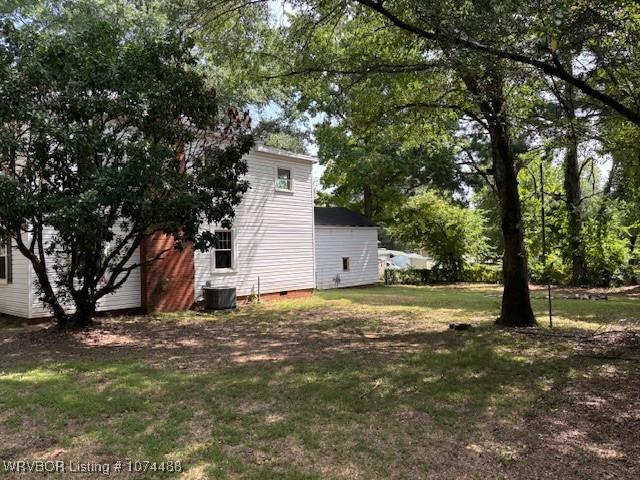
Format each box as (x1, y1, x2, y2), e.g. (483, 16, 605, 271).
(0, 309, 450, 371)
(496, 364, 640, 479)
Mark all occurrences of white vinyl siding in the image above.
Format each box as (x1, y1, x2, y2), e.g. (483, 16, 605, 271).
(315, 226, 379, 289)
(28, 227, 142, 318)
(194, 149, 315, 298)
(0, 235, 30, 318)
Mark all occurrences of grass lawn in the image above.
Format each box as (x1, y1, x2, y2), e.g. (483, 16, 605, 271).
(1, 284, 639, 479)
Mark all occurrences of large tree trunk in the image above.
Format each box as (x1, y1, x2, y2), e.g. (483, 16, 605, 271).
(13, 227, 97, 329)
(564, 136, 587, 285)
(65, 298, 96, 329)
(489, 121, 537, 327)
(464, 73, 536, 327)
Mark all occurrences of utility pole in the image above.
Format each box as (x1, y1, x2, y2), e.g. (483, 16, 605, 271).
(540, 163, 553, 328)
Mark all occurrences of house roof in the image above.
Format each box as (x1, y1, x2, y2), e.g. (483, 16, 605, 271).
(378, 249, 429, 259)
(314, 207, 377, 227)
(378, 248, 405, 256)
(254, 143, 318, 163)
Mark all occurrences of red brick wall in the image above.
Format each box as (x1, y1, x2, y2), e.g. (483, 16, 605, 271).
(245, 288, 314, 303)
(140, 233, 195, 313)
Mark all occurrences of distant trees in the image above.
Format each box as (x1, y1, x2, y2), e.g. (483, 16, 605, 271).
(253, 120, 310, 155)
(390, 191, 490, 281)
(314, 124, 462, 221)
(0, 12, 252, 327)
(5, 0, 640, 327)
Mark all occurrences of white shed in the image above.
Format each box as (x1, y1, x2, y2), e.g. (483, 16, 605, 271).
(314, 207, 379, 289)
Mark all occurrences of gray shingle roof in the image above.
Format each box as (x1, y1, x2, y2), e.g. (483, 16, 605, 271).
(314, 207, 377, 227)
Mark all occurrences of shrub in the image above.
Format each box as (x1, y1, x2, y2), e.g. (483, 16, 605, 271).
(464, 264, 502, 283)
(384, 264, 503, 285)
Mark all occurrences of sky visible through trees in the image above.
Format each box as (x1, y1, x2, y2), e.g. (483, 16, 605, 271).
(2, 0, 640, 326)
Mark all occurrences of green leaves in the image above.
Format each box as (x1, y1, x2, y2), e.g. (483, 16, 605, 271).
(389, 190, 491, 279)
(0, 6, 253, 324)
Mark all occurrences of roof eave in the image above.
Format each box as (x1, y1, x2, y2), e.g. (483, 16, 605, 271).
(254, 143, 318, 164)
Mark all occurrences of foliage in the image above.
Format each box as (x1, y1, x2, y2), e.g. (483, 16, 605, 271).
(0, 12, 253, 326)
(253, 119, 309, 154)
(384, 263, 502, 285)
(583, 200, 633, 287)
(332, 0, 640, 126)
(472, 187, 504, 260)
(528, 251, 572, 285)
(384, 268, 447, 285)
(464, 263, 503, 284)
(389, 191, 491, 280)
(517, 155, 572, 283)
(478, 152, 638, 287)
(315, 123, 462, 221)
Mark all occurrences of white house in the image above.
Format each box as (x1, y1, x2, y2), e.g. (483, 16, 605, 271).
(314, 207, 379, 289)
(193, 145, 317, 302)
(0, 144, 318, 319)
(0, 145, 385, 319)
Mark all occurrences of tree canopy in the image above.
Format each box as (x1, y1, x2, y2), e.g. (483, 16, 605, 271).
(0, 10, 253, 327)
(390, 190, 490, 280)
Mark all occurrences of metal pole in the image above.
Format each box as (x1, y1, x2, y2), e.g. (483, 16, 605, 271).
(257, 276, 261, 303)
(540, 163, 553, 328)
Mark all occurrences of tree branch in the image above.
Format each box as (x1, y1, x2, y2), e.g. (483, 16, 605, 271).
(354, 0, 640, 126)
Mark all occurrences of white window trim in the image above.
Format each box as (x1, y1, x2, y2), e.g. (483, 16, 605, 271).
(211, 228, 238, 274)
(274, 165, 294, 193)
(0, 242, 7, 286)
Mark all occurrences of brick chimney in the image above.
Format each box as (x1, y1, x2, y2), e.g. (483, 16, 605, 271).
(140, 232, 195, 313)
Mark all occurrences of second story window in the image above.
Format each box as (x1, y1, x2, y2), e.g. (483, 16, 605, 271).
(275, 167, 292, 192)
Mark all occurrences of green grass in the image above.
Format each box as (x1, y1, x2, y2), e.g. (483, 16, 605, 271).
(0, 285, 638, 479)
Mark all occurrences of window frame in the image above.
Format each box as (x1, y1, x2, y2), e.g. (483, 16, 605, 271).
(342, 257, 350, 272)
(211, 229, 237, 274)
(0, 237, 8, 285)
(274, 165, 294, 193)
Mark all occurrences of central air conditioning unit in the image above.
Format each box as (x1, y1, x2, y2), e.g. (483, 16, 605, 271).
(202, 286, 237, 310)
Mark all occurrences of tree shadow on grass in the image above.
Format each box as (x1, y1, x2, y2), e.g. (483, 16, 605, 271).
(0, 287, 638, 479)
(317, 285, 501, 317)
(1, 320, 636, 479)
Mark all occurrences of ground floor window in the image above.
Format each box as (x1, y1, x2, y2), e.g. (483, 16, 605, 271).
(213, 230, 233, 270)
(0, 237, 9, 283)
(342, 257, 350, 272)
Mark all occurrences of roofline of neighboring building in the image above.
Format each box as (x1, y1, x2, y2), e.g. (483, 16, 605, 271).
(314, 206, 378, 227)
(254, 142, 318, 164)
